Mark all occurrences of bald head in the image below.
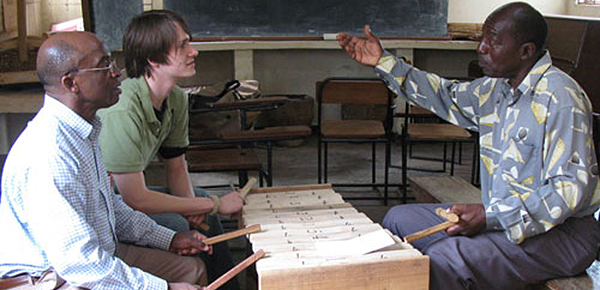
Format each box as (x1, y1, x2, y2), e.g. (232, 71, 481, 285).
(487, 2, 547, 54)
(36, 32, 103, 89)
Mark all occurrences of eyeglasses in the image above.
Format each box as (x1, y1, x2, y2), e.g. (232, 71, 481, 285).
(66, 60, 120, 76)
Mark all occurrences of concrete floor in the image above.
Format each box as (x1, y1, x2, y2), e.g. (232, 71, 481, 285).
(161, 134, 479, 289)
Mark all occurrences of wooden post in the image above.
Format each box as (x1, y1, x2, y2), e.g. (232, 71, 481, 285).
(16, 0, 26, 62)
(81, 0, 92, 32)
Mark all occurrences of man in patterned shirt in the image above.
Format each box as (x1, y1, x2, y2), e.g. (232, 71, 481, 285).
(0, 32, 210, 290)
(339, 2, 600, 289)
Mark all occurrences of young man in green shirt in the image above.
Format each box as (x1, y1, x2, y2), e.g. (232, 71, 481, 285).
(98, 10, 243, 290)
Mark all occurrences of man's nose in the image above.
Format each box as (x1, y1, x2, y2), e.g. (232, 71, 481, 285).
(113, 68, 126, 82)
(477, 41, 487, 54)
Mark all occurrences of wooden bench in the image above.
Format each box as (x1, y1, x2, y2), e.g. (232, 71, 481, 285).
(408, 175, 481, 204)
(408, 175, 597, 290)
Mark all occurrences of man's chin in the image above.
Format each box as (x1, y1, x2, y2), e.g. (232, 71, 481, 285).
(104, 93, 120, 108)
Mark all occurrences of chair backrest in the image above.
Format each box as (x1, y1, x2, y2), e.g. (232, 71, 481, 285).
(316, 78, 390, 106)
(316, 77, 395, 136)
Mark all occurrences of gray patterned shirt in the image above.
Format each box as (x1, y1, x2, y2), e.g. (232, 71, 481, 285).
(0, 96, 174, 289)
(375, 51, 600, 243)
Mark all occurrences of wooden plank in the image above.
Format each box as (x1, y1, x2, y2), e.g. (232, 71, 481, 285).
(543, 275, 593, 290)
(244, 207, 358, 220)
(80, 0, 92, 32)
(16, 0, 26, 61)
(2, 0, 17, 33)
(249, 223, 381, 244)
(256, 247, 420, 269)
(245, 188, 338, 202)
(259, 252, 429, 290)
(0, 31, 17, 42)
(0, 36, 42, 51)
(316, 80, 389, 105)
(221, 125, 311, 140)
(248, 215, 374, 234)
(248, 184, 333, 194)
(25, 0, 40, 36)
(407, 123, 472, 140)
(321, 120, 385, 138)
(448, 23, 482, 40)
(0, 70, 38, 85)
(186, 148, 262, 172)
(0, 86, 43, 113)
(408, 176, 481, 204)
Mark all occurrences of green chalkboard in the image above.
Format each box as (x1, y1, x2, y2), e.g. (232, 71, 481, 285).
(87, 0, 143, 51)
(164, 0, 448, 39)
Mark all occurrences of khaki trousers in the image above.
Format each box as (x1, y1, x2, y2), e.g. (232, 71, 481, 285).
(1, 243, 206, 289)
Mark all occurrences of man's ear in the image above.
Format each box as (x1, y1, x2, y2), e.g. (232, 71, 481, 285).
(148, 59, 160, 69)
(61, 75, 78, 94)
(520, 42, 536, 61)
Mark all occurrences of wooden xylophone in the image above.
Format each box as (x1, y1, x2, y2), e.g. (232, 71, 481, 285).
(242, 184, 429, 290)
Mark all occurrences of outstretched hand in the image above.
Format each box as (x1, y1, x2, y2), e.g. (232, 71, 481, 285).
(337, 24, 384, 67)
(446, 204, 486, 237)
(170, 231, 212, 255)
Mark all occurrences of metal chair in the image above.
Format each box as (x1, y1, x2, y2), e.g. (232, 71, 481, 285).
(394, 104, 476, 202)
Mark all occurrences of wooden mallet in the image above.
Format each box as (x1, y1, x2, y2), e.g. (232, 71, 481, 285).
(201, 249, 266, 290)
(403, 208, 459, 243)
(203, 224, 261, 246)
(238, 177, 257, 201)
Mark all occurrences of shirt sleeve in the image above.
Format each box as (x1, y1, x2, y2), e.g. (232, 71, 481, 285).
(374, 51, 482, 132)
(99, 110, 147, 173)
(24, 163, 167, 290)
(111, 193, 176, 250)
(485, 95, 600, 243)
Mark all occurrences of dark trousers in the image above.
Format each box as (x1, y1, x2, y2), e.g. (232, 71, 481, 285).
(149, 186, 240, 290)
(382, 204, 600, 290)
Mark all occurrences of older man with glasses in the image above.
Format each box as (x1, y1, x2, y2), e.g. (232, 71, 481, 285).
(0, 31, 210, 290)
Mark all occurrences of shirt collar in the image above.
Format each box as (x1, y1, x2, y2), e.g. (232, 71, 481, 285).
(43, 94, 102, 139)
(135, 76, 170, 125)
(513, 50, 553, 98)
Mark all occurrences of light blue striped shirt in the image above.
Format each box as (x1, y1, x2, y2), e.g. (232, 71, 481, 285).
(0, 95, 175, 289)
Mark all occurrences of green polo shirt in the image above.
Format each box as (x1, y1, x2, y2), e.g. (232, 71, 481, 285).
(98, 76, 189, 173)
